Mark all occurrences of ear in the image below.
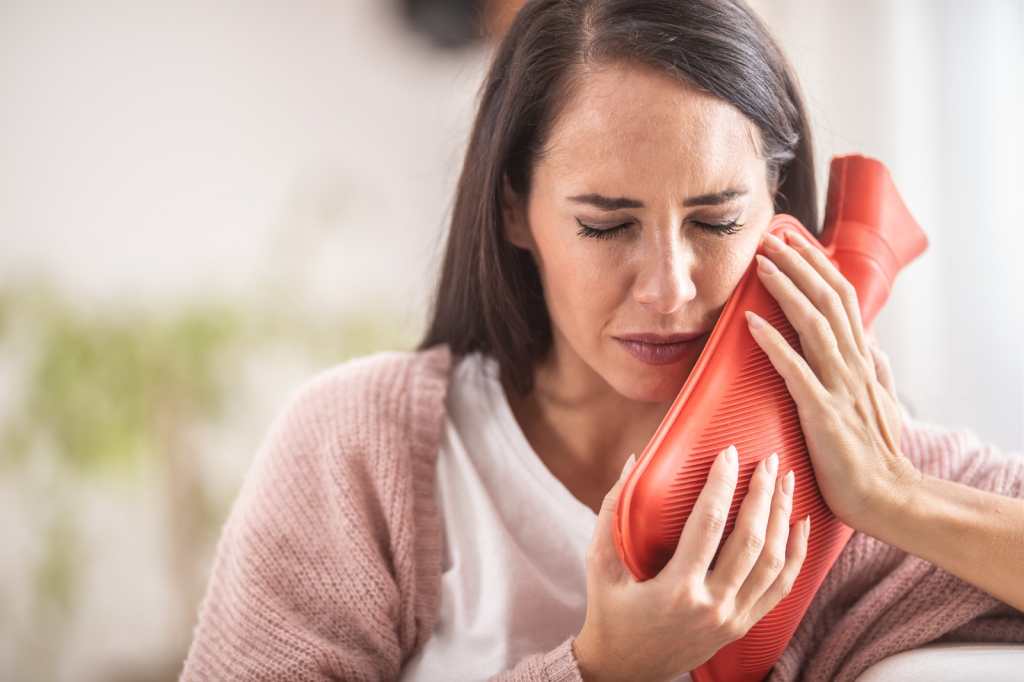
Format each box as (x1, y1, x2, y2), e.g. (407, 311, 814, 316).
(501, 174, 534, 252)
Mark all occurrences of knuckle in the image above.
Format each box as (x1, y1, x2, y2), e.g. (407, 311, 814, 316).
(670, 582, 699, 609)
(710, 603, 733, 631)
(802, 314, 829, 342)
(741, 531, 765, 557)
(763, 550, 786, 575)
(724, 615, 749, 640)
(838, 279, 859, 307)
(700, 506, 728, 537)
(819, 287, 843, 314)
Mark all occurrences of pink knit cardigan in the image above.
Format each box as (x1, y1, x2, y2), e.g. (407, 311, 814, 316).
(180, 343, 1024, 681)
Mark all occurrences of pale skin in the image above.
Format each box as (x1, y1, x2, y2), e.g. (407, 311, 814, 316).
(500, 60, 1024, 679)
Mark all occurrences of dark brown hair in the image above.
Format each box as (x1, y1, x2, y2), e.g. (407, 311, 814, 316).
(416, 0, 817, 396)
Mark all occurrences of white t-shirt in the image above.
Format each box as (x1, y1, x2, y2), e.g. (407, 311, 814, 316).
(400, 351, 692, 681)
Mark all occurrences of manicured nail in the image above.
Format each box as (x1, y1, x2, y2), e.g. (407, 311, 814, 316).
(755, 254, 778, 274)
(620, 453, 636, 479)
(724, 444, 737, 466)
(767, 452, 778, 474)
(782, 469, 794, 495)
(803, 515, 811, 538)
(745, 310, 765, 329)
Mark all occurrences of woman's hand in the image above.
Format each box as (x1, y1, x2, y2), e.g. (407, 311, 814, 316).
(745, 230, 923, 530)
(573, 446, 810, 682)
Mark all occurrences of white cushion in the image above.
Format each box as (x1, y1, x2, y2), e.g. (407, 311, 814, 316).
(856, 642, 1024, 681)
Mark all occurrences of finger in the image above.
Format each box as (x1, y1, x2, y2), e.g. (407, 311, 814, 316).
(707, 453, 778, 598)
(745, 310, 831, 409)
(783, 230, 870, 359)
(761, 231, 863, 370)
(749, 515, 810, 624)
(755, 250, 848, 392)
(661, 445, 738, 582)
(589, 453, 636, 581)
(733, 468, 794, 614)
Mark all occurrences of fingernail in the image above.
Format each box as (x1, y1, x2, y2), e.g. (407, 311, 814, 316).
(763, 232, 784, 252)
(620, 453, 636, 479)
(755, 254, 778, 274)
(745, 310, 764, 329)
(803, 515, 811, 538)
(724, 444, 737, 466)
(782, 469, 794, 495)
(767, 452, 778, 474)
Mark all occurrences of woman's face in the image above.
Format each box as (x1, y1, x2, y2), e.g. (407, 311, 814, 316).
(503, 61, 777, 404)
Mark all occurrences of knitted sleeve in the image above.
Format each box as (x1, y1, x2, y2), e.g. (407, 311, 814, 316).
(179, 367, 413, 681)
(488, 637, 584, 681)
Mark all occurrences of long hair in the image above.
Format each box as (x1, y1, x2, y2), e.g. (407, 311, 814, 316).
(417, 0, 817, 396)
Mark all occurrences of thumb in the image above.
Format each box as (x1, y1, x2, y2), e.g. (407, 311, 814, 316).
(589, 453, 637, 579)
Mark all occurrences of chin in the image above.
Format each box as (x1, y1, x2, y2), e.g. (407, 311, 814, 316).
(607, 357, 696, 403)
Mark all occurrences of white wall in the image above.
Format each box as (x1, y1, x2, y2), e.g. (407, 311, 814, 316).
(0, 0, 486, 328)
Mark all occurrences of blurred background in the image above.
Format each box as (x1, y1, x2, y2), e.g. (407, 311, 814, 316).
(0, 1, 1021, 680)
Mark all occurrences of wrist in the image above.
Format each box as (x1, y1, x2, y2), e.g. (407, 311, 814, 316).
(860, 455, 925, 537)
(574, 630, 659, 682)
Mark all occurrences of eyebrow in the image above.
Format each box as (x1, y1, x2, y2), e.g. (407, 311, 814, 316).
(567, 188, 748, 210)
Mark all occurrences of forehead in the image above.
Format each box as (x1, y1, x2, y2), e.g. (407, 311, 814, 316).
(539, 61, 763, 189)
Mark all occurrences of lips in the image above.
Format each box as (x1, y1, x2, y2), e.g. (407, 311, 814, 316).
(614, 331, 710, 366)
(614, 331, 708, 345)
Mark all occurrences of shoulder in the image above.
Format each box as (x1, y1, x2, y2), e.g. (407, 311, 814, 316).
(236, 343, 456, 508)
(269, 343, 455, 457)
(286, 342, 453, 418)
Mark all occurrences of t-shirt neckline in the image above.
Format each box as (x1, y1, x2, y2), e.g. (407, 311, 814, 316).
(475, 353, 599, 537)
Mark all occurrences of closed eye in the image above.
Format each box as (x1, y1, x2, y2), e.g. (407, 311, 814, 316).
(575, 218, 631, 240)
(693, 219, 745, 236)
(575, 218, 745, 239)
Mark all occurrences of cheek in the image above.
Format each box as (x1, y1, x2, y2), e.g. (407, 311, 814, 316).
(531, 227, 625, 334)
(694, 239, 760, 306)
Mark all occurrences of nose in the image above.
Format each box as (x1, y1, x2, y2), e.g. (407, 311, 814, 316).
(632, 233, 697, 315)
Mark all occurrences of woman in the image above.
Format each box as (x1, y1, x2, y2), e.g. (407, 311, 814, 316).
(181, 1, 1024, 680)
